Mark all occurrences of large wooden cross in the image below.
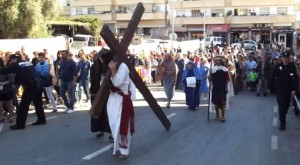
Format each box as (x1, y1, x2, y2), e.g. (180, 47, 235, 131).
(91, 3, 171, 131)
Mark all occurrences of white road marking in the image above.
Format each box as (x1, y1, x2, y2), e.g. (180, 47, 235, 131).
(82, 112, 177, 161)
(273, 106, 278, 113)
(271, 135, 278, 150)
(26, 116, 58, 125)
(167, 113, 176, 119)
(82, 144, 113, 160)
(273, 118, 278, 126)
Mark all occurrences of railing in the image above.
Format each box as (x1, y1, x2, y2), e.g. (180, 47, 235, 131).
(73, 10, 164, 15)
(175, 12, 290, 18)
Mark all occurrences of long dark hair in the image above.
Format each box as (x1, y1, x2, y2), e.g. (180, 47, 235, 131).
(100, 51, 114, 74)
(56, 51, 62, 61)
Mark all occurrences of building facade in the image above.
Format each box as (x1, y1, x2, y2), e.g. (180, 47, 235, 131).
(63, 0, 168, 38)
(63, 0, 300, 47)
(173, 0, 298, 47)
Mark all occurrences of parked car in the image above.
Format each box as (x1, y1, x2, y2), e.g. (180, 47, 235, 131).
(231, 40, 258, 51)
(205, 36, 223, 48)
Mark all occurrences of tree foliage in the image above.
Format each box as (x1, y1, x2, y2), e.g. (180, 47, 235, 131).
(71, 16, 102, 37)
(56, 15, 102, 37)
(0, 0, 60, 39)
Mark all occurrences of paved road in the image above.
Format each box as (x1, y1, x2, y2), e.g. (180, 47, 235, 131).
(0, 84, 300, 165)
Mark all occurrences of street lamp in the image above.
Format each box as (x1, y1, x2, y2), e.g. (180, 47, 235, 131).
(171, 0, 175, 51)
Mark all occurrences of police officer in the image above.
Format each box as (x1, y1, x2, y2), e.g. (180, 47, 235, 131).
(272, 52, 298, 130)
(0, 54, 46, 130)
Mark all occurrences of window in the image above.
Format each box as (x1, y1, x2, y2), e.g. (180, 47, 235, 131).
(192, 10, 202, 17)
(238, 9, 248, 16)
(88, 8, 95, 14)
(125, 5, 136, 13)
(76, 8, 82, 15)
(176, 10, 185, 17)
(277, 7, 287, 15)
(153, 4, 165, 12)
(260, 8, 269, 16)
(211, 9, 225, 17)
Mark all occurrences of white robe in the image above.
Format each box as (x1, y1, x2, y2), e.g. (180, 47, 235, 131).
(107, 63, 134, 155)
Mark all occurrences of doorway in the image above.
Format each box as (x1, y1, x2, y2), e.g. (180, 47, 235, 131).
(278, 33, 286, 44)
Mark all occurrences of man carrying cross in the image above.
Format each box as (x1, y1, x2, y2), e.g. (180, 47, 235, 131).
(91, 3, 171, 159)
(99, 51, 136, 159)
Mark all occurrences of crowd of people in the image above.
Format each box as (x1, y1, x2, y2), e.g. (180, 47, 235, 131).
(0, 47, 95, 130)
(0, 40, 298, 159)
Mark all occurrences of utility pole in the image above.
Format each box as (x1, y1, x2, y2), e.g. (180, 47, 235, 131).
(171, 0, 175, 51)
(203, 0, 206, 50)
(165, 0, 168, 37)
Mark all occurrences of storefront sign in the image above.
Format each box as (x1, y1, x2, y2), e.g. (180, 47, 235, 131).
(272, 29, 294, 33)
(251, 28, 270, 32)
(230, 28, 250, 32)
(207, 25, 229, 32)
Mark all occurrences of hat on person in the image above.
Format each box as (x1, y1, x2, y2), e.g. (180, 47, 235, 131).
(281, 52, 290, 58)
(9, 54, 21, 62)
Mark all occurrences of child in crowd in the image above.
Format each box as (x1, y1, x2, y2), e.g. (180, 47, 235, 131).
(248, 68, 258, 92)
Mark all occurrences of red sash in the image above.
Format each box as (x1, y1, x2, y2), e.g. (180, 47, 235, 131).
(111, 86, 135, 149)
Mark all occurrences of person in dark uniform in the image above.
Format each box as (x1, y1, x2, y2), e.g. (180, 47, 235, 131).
(0, 54, 45, 130)
(272, 52, 298, 130)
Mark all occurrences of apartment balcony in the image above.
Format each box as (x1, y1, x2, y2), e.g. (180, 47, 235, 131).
(69, 0, 114, 7)
(116, 12, 165, 21)
(230, 15, 295, 24)
(231, 0, 295, 6)
(96, 13, 116, 22)
(174, 16, 225, 25)
(115, 0, 165, 5)
(173, 0, 225, 9)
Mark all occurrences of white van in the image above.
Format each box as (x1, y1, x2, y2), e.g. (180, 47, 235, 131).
(205, 36, 223, 48)
(72, 34, 96, 48)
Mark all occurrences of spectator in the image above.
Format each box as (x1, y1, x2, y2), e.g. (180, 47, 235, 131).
(53, 51, 62, 103)
(0, 57, 14, 123)
(59, 50, 77, 114)
(31, 51, 39, 66)
(199, 57, 209, 100)
(175, 53, 184, 90)
(150, 55, 158, 83)
(161, 53, 177, 108)
(77, 52, 91, 103)
(256, 55, 271, 97)
(36, 52, 58, 113)
(248, 68, 258, 92)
